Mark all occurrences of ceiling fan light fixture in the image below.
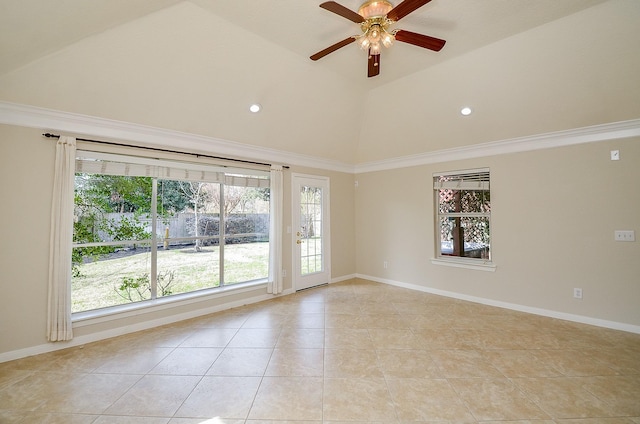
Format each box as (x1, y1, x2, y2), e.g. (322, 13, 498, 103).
(381, 31, 395, 47)
(358, 0, 393, 19)
(357, 17, 395, 53)
(369, 25, 381, 41)
(357, 36, 371, 50)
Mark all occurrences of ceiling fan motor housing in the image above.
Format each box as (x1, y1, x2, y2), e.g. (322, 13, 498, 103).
(358, 0, 394, 19)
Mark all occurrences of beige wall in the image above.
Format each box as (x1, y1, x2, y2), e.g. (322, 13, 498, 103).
(355, 137, 640, 327)
(0, 124, 356, 357)
(0, 125, 54, 353)
(1, 124, 638, 359)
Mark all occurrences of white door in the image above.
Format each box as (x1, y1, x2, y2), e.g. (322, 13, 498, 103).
(292, 174, 331, 291)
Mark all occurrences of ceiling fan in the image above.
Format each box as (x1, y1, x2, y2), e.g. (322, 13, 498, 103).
(310, 0, 446, 77)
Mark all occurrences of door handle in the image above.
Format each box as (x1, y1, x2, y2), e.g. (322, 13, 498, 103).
(296, 239, 303, 244)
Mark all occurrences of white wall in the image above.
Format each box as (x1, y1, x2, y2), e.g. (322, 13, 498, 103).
(355, 136, 640, 329)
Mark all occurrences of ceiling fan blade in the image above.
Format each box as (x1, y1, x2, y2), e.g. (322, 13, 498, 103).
(310, 37, 356, 61)
(395, 29, 446, 51)
(387, 0, 432, 21)
(368, 51, 380, 77)
(319, 1, 365, 23)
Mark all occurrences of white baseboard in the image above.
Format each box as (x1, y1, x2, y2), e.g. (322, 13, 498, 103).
(331, 274, 357, 284)
(356, 273, 640, 335)
(0, 288, 295, 364)
(5, 272, 637, 364)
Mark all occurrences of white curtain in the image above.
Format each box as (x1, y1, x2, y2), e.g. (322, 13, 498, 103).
(47, 136, 76, 341)
(268, 165, 283, 294)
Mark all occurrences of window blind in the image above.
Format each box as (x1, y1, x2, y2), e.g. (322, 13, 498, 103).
(433, 169, 490, 190)
(76, 151, 269, 188)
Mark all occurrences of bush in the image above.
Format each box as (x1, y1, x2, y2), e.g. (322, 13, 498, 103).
(115, 270, 176, 302)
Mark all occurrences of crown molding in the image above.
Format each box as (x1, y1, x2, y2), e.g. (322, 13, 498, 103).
(2, 101, 638, 175)
(0, 101, 356, 173)
(355, 118, 640, 173)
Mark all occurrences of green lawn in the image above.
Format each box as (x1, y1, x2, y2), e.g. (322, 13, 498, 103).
(72, 242, 268, 313)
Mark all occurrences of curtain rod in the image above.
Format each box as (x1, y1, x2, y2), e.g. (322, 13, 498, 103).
(42, 133, 289, 169)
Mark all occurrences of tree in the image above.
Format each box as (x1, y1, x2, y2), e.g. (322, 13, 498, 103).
(73, 174, 154, 273)
(438, 181, 490, 256)
(77, 175, 189, 217)
(72, 194, 114, 277)
(158, 180, 190, 216)
(80, 174, 152, 213)
(205, 184, 270, 215)
(300, 186, 321, 238)
(179, 181, 214, 251)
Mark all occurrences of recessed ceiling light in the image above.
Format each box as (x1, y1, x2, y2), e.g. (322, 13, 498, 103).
(460, 107, 472, 116)
(249, 103, 261, 113)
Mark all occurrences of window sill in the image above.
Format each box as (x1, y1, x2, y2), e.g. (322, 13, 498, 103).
(431, 258, 496, 272)
(72, 280, 268, 327)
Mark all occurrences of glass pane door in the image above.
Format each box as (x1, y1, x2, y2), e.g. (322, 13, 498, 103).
(299, 185, 323, 276)
(292, 174, 330, 291)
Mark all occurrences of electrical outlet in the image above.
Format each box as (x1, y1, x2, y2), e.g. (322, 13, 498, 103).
(383, 261, 388, 269)
(282, 269, 287, 277)
(610, 150, 620, 161)
(614, 230, 635, 242)
(573, 288, 583, 299)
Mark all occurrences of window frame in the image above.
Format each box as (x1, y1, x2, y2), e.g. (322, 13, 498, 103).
(71, 149, 273, 319)
(431, 168, 496, 272)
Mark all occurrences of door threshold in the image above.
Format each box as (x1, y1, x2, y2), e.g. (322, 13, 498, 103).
(296, 283, 328, 292)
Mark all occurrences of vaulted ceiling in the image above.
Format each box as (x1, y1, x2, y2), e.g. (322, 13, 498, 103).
(1, 0, 638, 166)
(0, 0, 608, 84)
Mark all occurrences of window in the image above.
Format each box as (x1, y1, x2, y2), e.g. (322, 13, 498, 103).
(72, 151, 271, 313)
(434, 169, 491, 263)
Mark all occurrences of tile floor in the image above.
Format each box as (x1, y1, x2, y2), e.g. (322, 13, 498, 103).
(1, 278, 639, 423)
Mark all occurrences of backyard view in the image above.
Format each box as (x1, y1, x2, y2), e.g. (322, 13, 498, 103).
(435, 171, 491, 260)
(72, 154, 271, 313)
(72, 243, 268, 312)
